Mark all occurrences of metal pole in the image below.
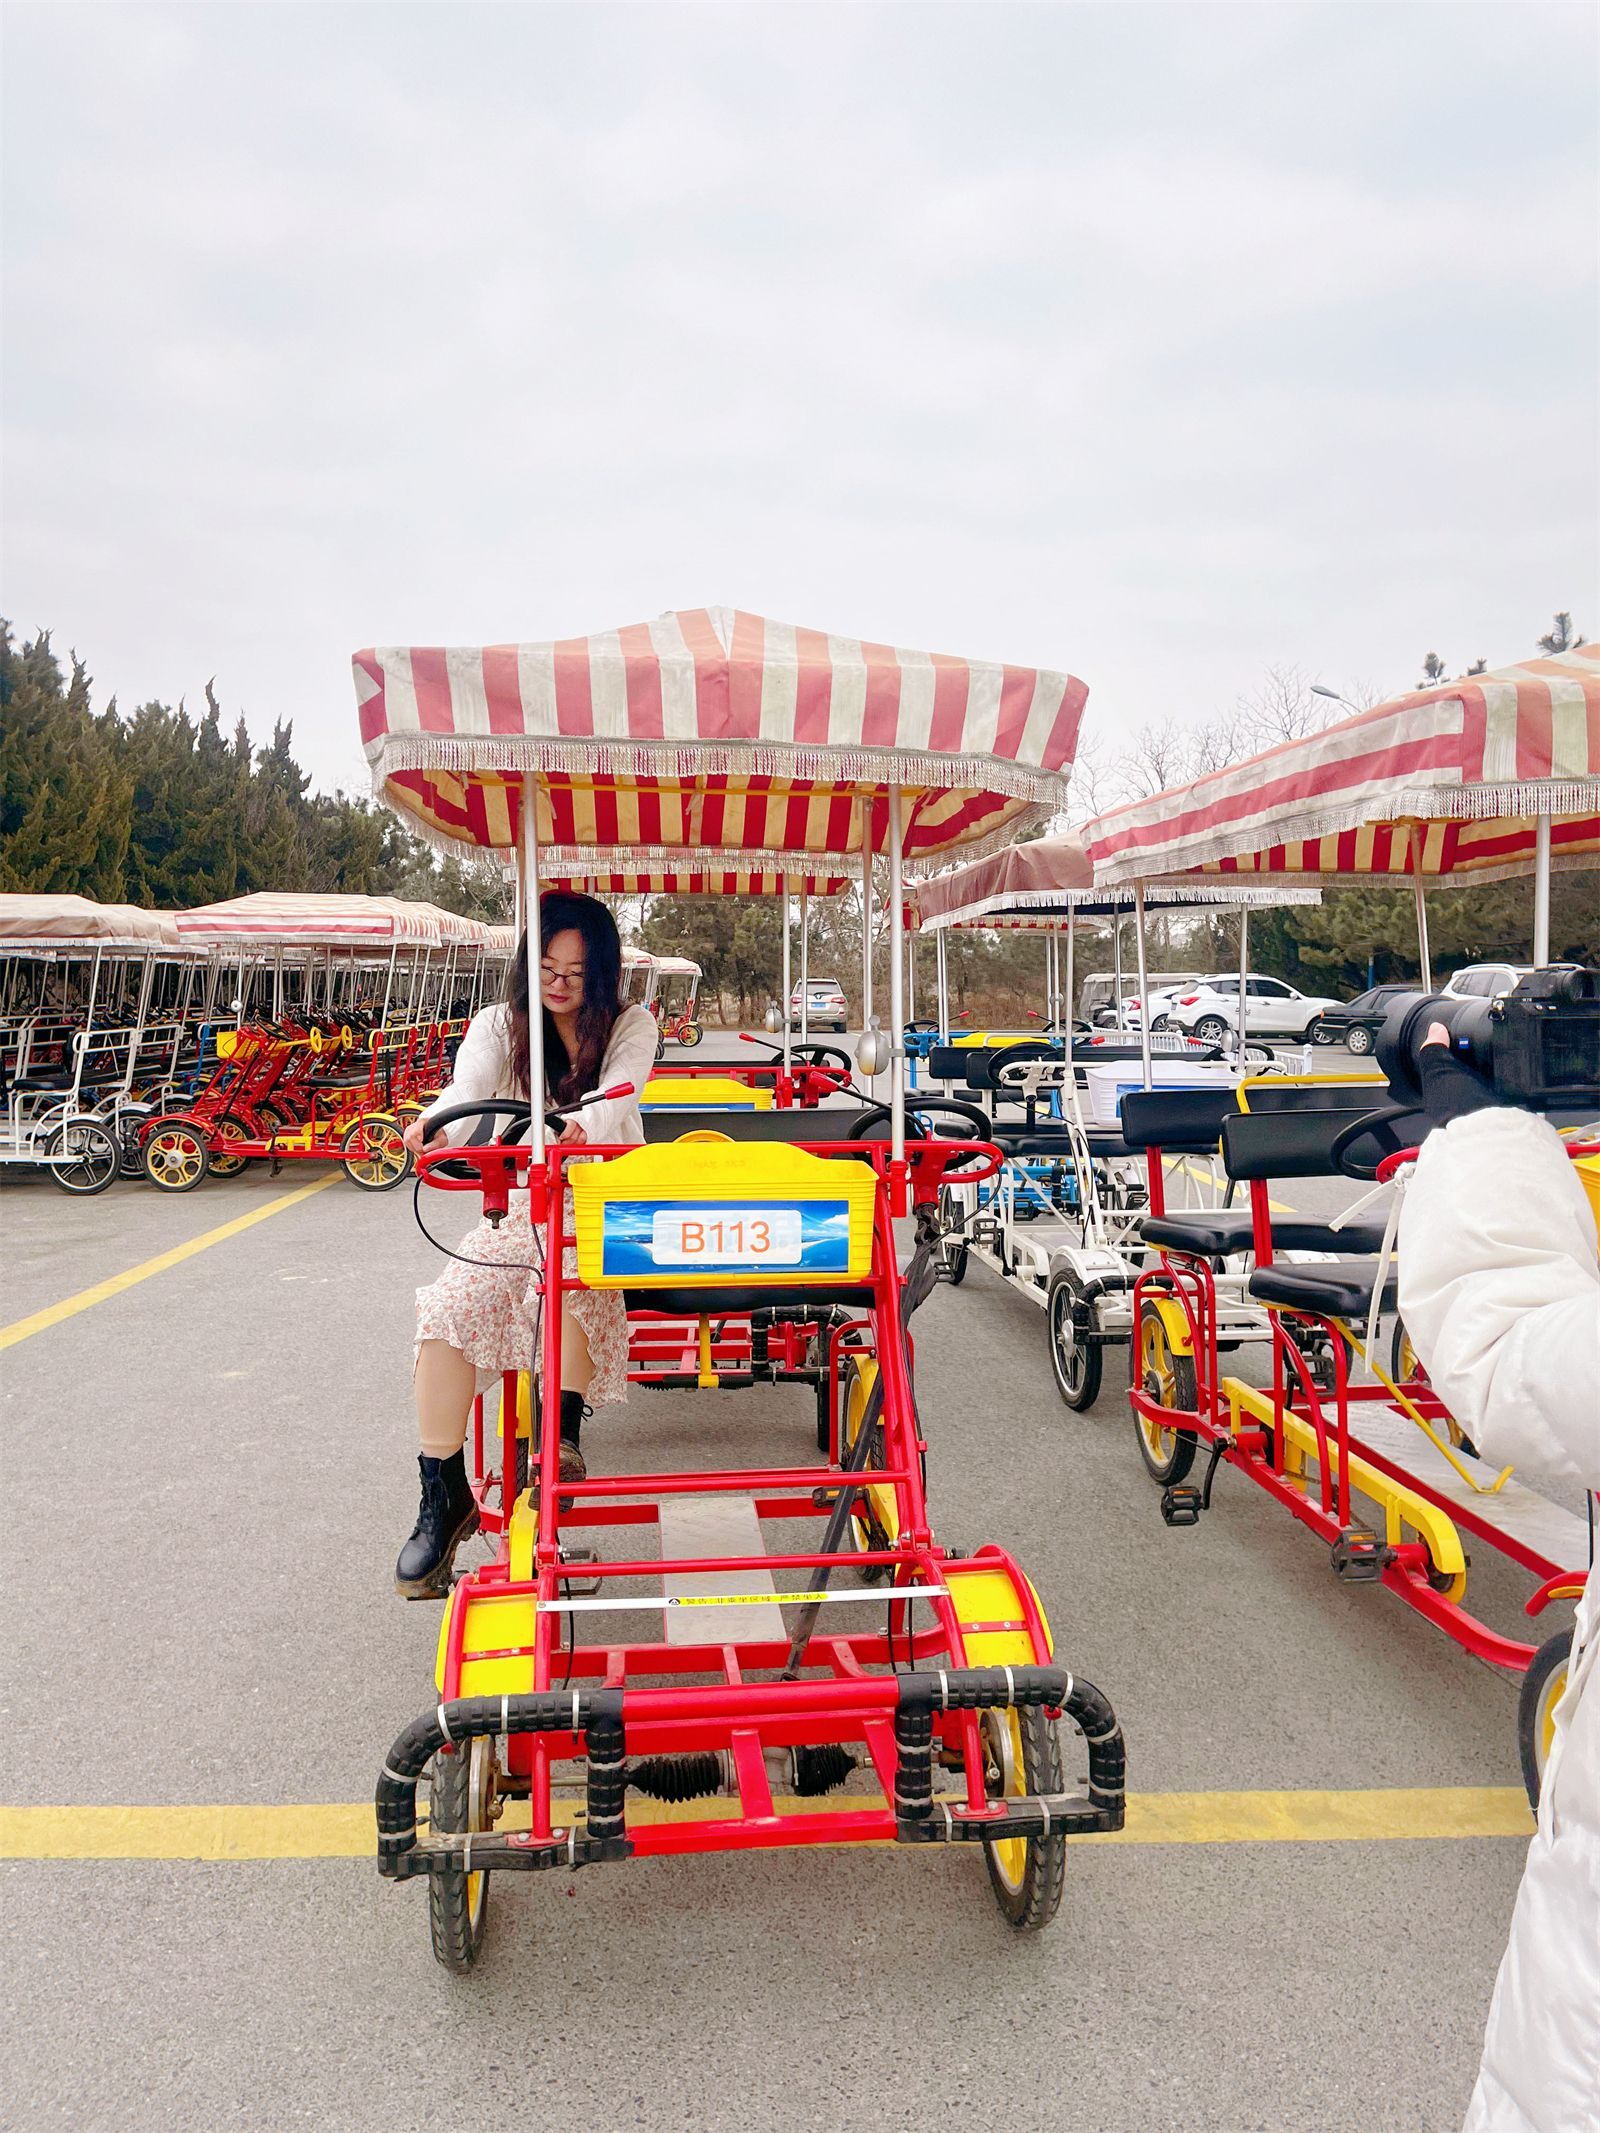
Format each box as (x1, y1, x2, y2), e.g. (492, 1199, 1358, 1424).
(1064, 914, 1076, 1043)
(859, 815, 875, 1029)
(1533, 811, 1552, 965)
(521, 775, 547, 1155)
(906, 915, 917, 1025)
(1237, 906, 1250, 1065)
(1133, 885, 1154, 1090)
(1410, 825, 1432, 989)
(780, 879, 792, 1071)
(935, 925, 949, 1042)
(799, 886, 810, 1043)
(887, 784, 906, 1162)
(1112, 913, 1124, 1027)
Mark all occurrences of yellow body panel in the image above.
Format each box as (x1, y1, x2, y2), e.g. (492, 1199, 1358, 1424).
(1225, 1378, 1468, 1596)
(433, 1582, 538, 1697)
(1575, 1153, 1600, 1231)
(641, 1076, 773, 1110)
(1147, 1292, 1195, 1358)
(945, 1564, 1047, 1667)
(571, 1139, 877, 1288)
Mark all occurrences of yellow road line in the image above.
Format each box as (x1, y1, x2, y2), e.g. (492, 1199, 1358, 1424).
(1171, 1158, 1295, 1216)
(0, 1173, 341, 1352)
(0, 1786, 1533, 1862)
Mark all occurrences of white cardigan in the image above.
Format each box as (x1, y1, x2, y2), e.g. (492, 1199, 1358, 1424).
(421, 1001, 658, 1147)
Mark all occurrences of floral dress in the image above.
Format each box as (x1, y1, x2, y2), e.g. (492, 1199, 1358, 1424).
(412, 1002, 660, 1408)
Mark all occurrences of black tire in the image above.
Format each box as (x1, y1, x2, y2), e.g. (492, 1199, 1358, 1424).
(1133, 1302, 1198, 1483)
(206, 1116, 256, 1178)
(1346, 1024, 1375, 1056)
(808, 1332, 834, 1454)
(339, 1114, 412, 1191)
(1308, 1019, 1338, 1047)
(47, 1120, 119, 1196)
(142, 1119, 211, 1192)
(937, 1185, 968, 1286)
(841, 1359, 893, 1582)
(982, 1705, 1067, 1931)
(1047, 1273, 1104, 1412)
(1150, 1014, 1174, 1034)
(1517, 1627, 1574, 1813)
(1193, 1015, 1229, 1045)
(679, 1023, 703, 1048)
(427, 1739, 492, 1973)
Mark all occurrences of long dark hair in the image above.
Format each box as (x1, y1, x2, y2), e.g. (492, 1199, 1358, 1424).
(507, 892, 625, 1106)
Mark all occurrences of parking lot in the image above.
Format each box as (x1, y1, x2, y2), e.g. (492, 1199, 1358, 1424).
(0, 1062, 1559, 2133)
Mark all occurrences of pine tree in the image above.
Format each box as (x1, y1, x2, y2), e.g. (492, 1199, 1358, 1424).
(1538, 612, 1586, 655)
(0, 624, 132, 894)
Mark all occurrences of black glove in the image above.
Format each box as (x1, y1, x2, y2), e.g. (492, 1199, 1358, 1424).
(1418, 1040, 1501, 1125)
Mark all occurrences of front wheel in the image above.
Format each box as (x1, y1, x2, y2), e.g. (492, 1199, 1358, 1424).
(340, 1114, 412, 1190)
(142, 1119, 210, 1192)
(677, 1022, 703, 1048)
(1046, 1273, 1103, 1411)
(982, 1705, 1066, 1931)
(937, 1184, 968, 1286)
(1133, 1301, 1198, 1483)
(427, 1737, 495, 1972)
(206, 1116, 256, 1178)
(47, 1120, 119, 1196)
(1517, 1627, 1574, 1813)
(1345, 1024, 1375, 1056)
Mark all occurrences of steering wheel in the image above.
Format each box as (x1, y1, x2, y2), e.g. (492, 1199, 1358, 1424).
(790, 1042, 854, 1077)
(417, 1097, 539, 1181)
(1329, 1103, 1431, 1182)
(988, 1037, 1060, 1090)
(846, 1096, 996, 1171)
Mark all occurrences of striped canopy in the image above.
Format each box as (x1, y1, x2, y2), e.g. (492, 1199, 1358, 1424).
(1087, 646, 1600, 887)
(538, 846, 853, 899)
(354, 606, 1084, 864)
(912, 833, 1317, 931)
(176, 893, 443, 949)
(0, 893, 182, 950)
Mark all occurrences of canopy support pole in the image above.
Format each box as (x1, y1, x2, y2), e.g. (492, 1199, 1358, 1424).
(1064, 915, 1076, 1044)
(1237, 906, 1250, 1066)
(1133, 886, 1154, 1091)
(780, 881, 792, 1072)
(887, 785, 906, 1162)
(521, 776, 546, 1157)
(905, 915, 917, 1025)
(799, 887, 810, 1044)
(859, 812, 875, 1031)
(1112, 913, 1124, 1028)
(1410, 826, 1432, 990)
(1533, 811, 1552, 965)
(935, 926, 949, 1043)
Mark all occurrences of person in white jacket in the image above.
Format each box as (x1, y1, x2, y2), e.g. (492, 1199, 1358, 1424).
(1398, 1027, 1600, 2133)
(394, 892, 660, 1598)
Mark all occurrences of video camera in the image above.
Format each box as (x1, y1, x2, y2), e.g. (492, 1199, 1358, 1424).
(1376, 965, 1600, 1116)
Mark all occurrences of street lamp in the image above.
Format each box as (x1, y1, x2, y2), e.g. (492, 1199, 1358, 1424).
(1311, 683, 1357, 711)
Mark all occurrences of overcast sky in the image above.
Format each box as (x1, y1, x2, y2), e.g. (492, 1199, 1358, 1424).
(4, 1, 1595, 796)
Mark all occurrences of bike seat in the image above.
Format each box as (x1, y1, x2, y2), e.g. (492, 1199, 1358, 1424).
(624, 1284, 876, 1316)
(1141, 1211, 1391, 1257)
(1247, 1258, 1398, 1321)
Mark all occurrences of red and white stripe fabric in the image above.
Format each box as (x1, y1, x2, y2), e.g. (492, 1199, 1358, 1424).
(353, 606, 1084, 863)
(176, 893, 443, 948)
(538, 847, 852, 898)
(911, 833, 1317, 930)
(1086, 646, 1600, 886)
(0, 894, 182, 949)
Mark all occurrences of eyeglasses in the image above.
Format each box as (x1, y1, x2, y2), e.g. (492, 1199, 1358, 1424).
(540, 962, 586, 986)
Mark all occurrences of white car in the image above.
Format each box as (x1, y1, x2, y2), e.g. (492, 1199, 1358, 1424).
(1439, 962, 1535, 1002)
(1154, 973, 1343, 1042)
(789, 977, 848, 1032)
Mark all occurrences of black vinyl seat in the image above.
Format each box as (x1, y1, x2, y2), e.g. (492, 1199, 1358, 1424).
(641, 1107, 873, 1144)
(995, 1125, 1132, 1162)
(1140, 1209, 1390, 1257)
(625, 1283, 875, 1316)
(1247, 1258, 1398, 1321)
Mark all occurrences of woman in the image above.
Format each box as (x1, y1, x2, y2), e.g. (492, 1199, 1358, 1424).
(1400, 1027, 1599, 2132)
(395, 892, 660, 1598)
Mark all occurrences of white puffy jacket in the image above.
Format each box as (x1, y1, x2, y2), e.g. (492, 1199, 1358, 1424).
(1398, 1107, 1600, 2133)
(421, 1001, 658, 1150)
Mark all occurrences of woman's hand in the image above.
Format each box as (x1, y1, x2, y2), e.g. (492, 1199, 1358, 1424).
(402, 1116, 431, 1157)
(557, 1118, 588, 1146)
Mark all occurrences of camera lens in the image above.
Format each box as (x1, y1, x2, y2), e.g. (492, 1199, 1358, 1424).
(1375, 991, 1495, 1103)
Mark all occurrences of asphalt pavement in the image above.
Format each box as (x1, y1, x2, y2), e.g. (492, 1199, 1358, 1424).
(0, 1039, 1559, 2132)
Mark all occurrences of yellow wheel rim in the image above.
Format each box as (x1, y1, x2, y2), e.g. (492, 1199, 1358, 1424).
(1137, 1313, 1177, 1462)
(148, 1130, 202, 1187)
(982, 1709, 1027, 1892)
(346, 1122, 405, 1186)
(1538, 1661, 1568, 1775)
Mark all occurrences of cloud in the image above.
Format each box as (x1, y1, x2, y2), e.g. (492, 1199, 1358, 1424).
(2, 0, 1595, 793)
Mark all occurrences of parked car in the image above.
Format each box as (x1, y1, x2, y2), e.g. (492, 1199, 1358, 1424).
(1439, 962, 1537, 1002)
(1306, 982, 1418, 1056)
(1082, 971, 1206, 1029)
(789, 976, 848, 1031)
(1152, 973, 1344, 1042)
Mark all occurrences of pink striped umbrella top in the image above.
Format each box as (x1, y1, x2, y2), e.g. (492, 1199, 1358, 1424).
(353, 606, 1084, 863)
(911, 833, 1317, 930)
(176, 893, 443, 948)
(538, 846, 852, 898)
(0, 894, 183, 949)
(1086, 646, 1600, 887)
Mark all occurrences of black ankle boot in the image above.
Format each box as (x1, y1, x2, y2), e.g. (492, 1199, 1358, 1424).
(559, 1390, 589, 1485)
(395, 1452, 479, 1598)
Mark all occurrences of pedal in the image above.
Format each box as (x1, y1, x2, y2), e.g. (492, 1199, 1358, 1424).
(1330, 1526, 1388, 1582)
(558, 1547, 602, 1599)
(1160, 1485, 1203, 1527)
